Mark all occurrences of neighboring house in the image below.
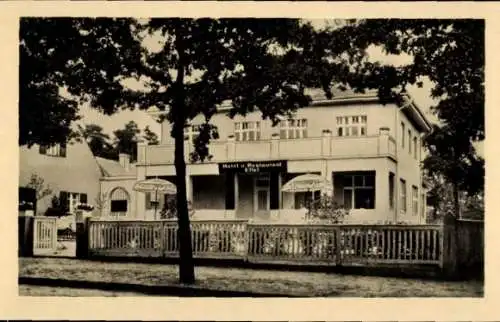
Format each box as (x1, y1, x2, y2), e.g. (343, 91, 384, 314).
(19, 140, 102, 217)
(96, 153, 139, 218)
(96, 152, 172, 220)
(125, 89, 432, 224)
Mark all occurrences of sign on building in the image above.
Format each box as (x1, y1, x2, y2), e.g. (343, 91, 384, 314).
(218, 160, 287, 174)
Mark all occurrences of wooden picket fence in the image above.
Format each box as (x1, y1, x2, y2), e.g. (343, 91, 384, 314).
(87, 219, 443, 267)
(33, 216, 58, 256)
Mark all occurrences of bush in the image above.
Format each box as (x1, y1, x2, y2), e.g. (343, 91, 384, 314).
(306, 194, 349, 224)
(160, 198, 195, 219)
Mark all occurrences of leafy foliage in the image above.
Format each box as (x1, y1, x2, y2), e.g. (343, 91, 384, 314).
(160, 198, 194, 219)
(45, 195, 69, 217)
(26, 173, 53, 201)
(143, 125, 159, 145)
(320, 19, 485, 204)
(78, 124, 115, 159)
(306, 194, 349, 224)
(112, 121, 141, 162)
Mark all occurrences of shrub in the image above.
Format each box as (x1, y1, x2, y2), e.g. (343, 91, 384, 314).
(306, 193, 349, 223)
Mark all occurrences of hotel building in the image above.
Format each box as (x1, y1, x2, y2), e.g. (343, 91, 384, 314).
(101, 89, 432, 224)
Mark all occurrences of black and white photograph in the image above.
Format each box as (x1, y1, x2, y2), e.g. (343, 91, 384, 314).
(16, 16, 484, 300)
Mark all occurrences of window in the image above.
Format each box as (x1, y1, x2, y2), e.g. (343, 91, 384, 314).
(401, 122, 405, 148)
(294, 191, 321, 209)
(145, 192, 161, 210)
(408, 130, 412, 153)
(336, 115, 367, 137)
(389, 172, 395, 209)
(413, 136, 418, 159)
(110, 187, 129, 217)
(412, 185, 418, 216)
(400, 179, 407, 213)
(421, 193, 426, 218)
(184, 124, 202, 142)
(110, 200, 128, 212)
(279, 119, 307, 139)
(342, 173, 375, 209)
(235, 121, 260, 141)
(39, 143, 67, 157)
(59, 191, 87, 214)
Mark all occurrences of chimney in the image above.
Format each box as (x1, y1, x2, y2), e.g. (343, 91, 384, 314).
(119, 153, 130, 171)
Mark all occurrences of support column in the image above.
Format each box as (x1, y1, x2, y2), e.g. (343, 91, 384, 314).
(321, 129, 332, 157)
(321, 160, 333, 197)
(375, 167, 390, 223)
(378, 127, 390, 155)
(136, 164, 146, 220)
(227, 135, 236, 160)
(186, 175, 193, 203)
(270, 133, 280, 159)
(234, 173, 239, 212)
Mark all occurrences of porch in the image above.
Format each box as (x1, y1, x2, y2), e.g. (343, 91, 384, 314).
(140, 169, 398, 224)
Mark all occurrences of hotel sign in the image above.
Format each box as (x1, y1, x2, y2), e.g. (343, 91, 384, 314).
(219, 160, 287, 173)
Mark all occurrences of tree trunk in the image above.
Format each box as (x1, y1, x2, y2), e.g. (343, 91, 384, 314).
(174, 125, 195, 284)
(172, 25, 195, 285)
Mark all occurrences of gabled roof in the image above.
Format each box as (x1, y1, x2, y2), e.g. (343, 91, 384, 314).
(95, 157, 136, 178)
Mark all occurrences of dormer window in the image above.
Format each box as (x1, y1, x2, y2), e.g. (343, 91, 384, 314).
(336, 115, 367, 137)
(279, 119, 307, 139)
(39, 143, 66, 157)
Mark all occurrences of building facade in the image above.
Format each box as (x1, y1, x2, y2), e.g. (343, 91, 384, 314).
(19, 140, 102, 216)
(130, 90, 431, 224)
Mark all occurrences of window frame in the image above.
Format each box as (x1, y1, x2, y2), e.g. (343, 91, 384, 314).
(342, 173, 376, 210)
(389, 172, 395, 209)
(235, 121, 261, 141)
(39, 143, 67, 157)
(279, 118, 308, 139)
(412, 185, 418, 216)
(184, 124, 202, 142)
(400, 179, 407, 213)
(401, 122, 405, 148)
(336, 115, 367, 137)
(413, 136, 418, 159)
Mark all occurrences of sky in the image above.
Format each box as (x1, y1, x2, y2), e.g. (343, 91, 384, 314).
(79, 19, 440, 139)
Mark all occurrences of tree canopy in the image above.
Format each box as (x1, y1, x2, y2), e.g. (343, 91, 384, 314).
(319, 19, 485, 209)
(19, 18, 484, 282)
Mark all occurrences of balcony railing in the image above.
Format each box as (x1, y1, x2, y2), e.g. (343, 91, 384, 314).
(138, 132, 396, 165)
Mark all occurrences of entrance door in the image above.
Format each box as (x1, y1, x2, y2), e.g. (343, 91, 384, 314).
(254, 174, 270, 219)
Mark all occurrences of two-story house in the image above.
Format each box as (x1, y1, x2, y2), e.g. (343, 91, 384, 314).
(19, 140, 102, 216)
(128, 89, 431, 224)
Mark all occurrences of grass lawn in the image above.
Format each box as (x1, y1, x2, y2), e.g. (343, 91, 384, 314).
(19, 284, 149, 297)
(19, 257, 483, 297)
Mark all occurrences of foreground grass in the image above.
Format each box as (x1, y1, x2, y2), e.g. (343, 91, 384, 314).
(19, 257, 482, 297)
(19, 285, 149, 297)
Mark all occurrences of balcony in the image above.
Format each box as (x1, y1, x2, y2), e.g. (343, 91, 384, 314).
(138, 131, 396, 166)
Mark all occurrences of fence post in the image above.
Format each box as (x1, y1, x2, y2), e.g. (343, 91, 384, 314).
(243, 222, 250, 262)
(441, 214, 459, 279)
(18, 216, 34, 257)
(160, 220, 166, 258)
(76, 217, 91, 259)
(335, 226, 342, 266)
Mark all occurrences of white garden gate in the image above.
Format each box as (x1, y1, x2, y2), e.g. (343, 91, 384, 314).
(33, 216, 57, 255)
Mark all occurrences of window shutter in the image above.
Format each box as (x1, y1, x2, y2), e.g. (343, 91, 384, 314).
(80, 193, 87, 204)
(60, 143, 67, 157)
(39, 145, 47, 154)
(145, 192, 152, 210)
(59, 191, 68, 212)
